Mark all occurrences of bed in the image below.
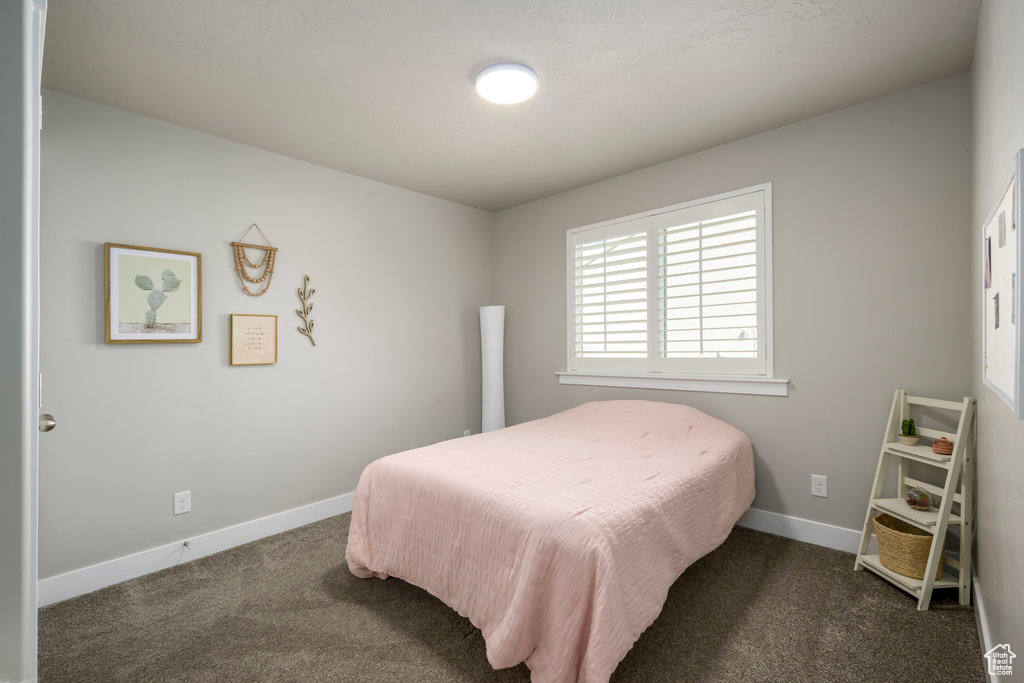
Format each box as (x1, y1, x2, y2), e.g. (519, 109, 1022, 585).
(345, 399, 754, 682)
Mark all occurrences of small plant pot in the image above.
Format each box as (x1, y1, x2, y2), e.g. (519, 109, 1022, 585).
(898, 434, 920, 446)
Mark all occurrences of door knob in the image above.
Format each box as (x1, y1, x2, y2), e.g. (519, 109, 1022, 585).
(39, 413, 55, 432)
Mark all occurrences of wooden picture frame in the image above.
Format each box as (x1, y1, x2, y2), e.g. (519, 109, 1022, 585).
(981, 149, 1023, 419)
(230, 314, 278, 366)
(104, 243, 202, 344)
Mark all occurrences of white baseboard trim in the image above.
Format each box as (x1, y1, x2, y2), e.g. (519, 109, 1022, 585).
(736, 507, 861, 554)
(39, 498, 859, 606)
(973, 571, 994, 682)
(38, 492, 354, 607)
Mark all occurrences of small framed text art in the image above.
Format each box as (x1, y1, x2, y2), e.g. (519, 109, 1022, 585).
(982, 149, 1024, 419)
(105, 243, 202, 344)
(230, 314, 278, 366)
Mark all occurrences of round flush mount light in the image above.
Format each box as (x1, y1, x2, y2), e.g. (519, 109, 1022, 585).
(475, 63, 538, 104)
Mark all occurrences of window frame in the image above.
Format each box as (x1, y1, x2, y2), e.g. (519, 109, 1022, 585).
(564, 183, 782, 394)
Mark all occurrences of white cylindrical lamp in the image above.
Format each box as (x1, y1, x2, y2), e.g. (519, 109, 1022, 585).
(480, 305, 506, 432)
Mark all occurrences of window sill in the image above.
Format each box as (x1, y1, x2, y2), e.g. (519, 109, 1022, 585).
(556, 371, 789, 397)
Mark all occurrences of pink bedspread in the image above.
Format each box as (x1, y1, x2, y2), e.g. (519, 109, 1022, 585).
(346, 400, 754, 682)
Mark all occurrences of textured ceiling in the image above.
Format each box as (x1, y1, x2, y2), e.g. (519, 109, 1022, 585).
(42, 0, 980, 211)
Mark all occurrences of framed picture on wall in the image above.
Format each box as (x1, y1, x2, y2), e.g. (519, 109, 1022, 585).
(104, 243, 202, 344)
(230, 314, 278, 366)
(981, 149, 1024, 419)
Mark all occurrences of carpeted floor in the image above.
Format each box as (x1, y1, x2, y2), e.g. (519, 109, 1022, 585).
(39, 513, 985, 682)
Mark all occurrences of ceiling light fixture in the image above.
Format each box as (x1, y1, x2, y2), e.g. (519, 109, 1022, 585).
(475, 63, 538, 104)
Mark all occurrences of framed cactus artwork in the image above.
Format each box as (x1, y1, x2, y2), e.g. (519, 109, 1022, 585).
(104, 243, 202, 344)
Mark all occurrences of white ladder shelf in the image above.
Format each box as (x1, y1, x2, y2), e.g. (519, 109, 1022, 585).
(853, 389, 976, 610)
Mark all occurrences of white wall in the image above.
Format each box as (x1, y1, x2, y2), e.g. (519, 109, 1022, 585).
(39, 91, 494, 578)
(493, 74, 973, 530)
(971, 0, 1024, 650)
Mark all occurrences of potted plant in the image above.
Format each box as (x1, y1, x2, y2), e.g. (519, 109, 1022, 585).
(898, 418, 919, 446)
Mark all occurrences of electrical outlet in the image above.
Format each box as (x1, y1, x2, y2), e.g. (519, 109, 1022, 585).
(463, 429, 472, 437)
(811, 475, 828, 498)
(173, 490, 191, 516)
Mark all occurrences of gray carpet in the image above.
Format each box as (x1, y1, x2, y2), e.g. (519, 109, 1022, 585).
(39, 513, 985, 682)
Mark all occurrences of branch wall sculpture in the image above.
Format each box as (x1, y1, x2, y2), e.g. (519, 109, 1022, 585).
(296, 275, 316, 346)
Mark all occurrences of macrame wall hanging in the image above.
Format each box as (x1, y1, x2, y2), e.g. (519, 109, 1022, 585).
(231, 224, 278, 297)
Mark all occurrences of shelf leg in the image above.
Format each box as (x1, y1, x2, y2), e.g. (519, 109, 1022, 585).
(918, 398, 973, 610)
(959, 408, 975, 606)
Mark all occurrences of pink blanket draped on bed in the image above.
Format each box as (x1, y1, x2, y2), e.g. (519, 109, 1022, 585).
(346, 400, 754, 682)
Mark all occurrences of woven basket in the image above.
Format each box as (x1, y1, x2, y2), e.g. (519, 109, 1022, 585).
(873, 514, 943, 580)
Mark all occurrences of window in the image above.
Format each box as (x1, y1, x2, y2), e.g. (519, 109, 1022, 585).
(563, 184, 785, 395)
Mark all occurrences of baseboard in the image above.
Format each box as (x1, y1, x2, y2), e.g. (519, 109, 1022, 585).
(39, 499, 859, 606)
(973, 571, 995, 682)
(737, 507, 861, 554)
(38, 492, 354, 607)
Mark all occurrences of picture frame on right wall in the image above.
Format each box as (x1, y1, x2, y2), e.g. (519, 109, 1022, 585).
(982, 149, 1024, 419)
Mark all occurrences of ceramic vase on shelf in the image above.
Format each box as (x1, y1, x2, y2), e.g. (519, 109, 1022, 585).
(480, 305, 506, 432)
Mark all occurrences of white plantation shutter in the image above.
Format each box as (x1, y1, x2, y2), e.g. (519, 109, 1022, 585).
(570, 225, 650, 371)
(653, 190, 765, 375)
(568, 185, 770, 376)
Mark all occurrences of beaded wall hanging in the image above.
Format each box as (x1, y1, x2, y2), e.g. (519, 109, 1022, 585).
(231, 224, 278, 297)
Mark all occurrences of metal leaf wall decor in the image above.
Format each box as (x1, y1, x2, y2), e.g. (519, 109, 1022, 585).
(296, 275, 316, 346)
